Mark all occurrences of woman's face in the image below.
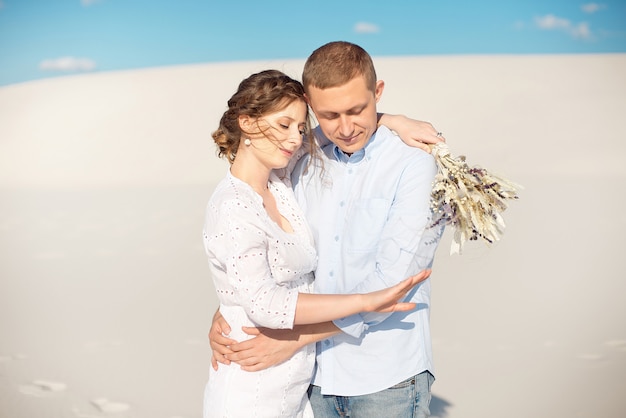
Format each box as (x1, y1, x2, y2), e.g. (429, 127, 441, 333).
(241, 99, 307, 169)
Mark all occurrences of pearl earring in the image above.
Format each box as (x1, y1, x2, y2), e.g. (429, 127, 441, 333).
(244, 138, 251, 146)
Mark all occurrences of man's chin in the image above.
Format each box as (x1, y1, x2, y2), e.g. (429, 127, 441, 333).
(334, 138, 367, 154)
(338, 144, 364, 155)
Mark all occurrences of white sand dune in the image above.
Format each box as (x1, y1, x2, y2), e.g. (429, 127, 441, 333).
(90, 397, 131, 413)
(18, 379, 67, 396)
(1, 54, 625, 418)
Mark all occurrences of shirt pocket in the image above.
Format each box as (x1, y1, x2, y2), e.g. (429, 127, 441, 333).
(345, 198, 392, 253)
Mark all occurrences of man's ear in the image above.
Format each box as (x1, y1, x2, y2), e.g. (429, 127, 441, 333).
(304, 93, 311, 106)
(374, 80, 385, 103)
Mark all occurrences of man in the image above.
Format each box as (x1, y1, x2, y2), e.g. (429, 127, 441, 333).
(210, 41, 444, 417)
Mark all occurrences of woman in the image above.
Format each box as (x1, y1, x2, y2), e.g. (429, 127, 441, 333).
(202, 70, 431, 417)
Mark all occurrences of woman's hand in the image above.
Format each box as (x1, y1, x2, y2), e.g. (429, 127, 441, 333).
(378, 114, 445, 153)
(362, 269, 432, 313)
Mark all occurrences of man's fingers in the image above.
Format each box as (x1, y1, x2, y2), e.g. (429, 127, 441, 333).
(222, 341, 256, 362)
(210, 342, 235, 356)
(241, 326, 260, 336)
(211, 352, 231, 367)
(240, 363, 266, 372)
(209, 332, 238, 350)
(216, 352, 232, 365)
(223, 350, 243, 362)
(233, 355, 275, 371)
(231, 355, 261, 366)
(214, 315, 232, 335)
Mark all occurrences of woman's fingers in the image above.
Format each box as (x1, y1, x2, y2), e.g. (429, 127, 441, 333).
(391, 302, 418, 312)
(410, 269, 431, 285)
(397, 269, 431, 293)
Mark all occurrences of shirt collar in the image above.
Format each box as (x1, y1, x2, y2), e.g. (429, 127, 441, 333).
(331, 127, 385, 163)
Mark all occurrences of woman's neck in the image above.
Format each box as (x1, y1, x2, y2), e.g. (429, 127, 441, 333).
(230, 157, 271, 195)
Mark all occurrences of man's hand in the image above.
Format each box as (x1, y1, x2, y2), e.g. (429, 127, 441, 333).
(226, 326, 303, 372)
(378, 113, 445, 152)
(208, 310, 238, 370)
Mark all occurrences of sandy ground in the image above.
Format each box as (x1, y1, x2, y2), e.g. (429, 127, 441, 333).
(1, 54, 625, 418)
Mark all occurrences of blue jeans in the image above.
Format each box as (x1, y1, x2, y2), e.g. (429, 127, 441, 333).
(307, 371, 434, 418)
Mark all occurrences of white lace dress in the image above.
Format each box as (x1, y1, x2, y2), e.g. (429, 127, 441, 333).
(202, 171, 317, 418)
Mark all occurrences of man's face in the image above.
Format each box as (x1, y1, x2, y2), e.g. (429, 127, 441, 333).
(306, 75, 384, 154)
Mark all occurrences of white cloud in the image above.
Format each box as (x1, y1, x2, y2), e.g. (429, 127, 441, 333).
(39, 57, 97, 72)
(354, 22, 380, 34)
(581, 3, 606, 13)
(534, 14, 592, 40)
(571, 22, 591, 39)
(535, 14, 571, 30)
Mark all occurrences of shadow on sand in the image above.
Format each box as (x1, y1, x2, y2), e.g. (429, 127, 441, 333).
(431, 394, 453, 418)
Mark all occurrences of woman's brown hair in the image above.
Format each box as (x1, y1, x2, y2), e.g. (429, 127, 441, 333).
(212, 69, 315, 164)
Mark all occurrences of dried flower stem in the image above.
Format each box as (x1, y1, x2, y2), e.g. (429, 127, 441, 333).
(429, 142, 521, 254)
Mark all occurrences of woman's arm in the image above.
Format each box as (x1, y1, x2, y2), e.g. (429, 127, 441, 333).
(293, 270, 430, 324)
(378, 113, 445, 152)
(209, 269, 432, 370)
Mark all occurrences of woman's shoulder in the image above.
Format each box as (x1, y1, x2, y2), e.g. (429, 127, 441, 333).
(208, 175, 261, 214)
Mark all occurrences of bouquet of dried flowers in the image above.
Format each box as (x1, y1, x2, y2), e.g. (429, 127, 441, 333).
(429, 142, 521, 254)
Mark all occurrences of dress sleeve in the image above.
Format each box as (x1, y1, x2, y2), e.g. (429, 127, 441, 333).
(207, 199, 299, 329)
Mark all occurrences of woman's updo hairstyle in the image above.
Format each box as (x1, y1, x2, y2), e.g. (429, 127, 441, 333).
(212, 69, 311, 164)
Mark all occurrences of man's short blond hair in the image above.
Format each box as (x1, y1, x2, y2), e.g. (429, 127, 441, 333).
(302, 41, 377, 94)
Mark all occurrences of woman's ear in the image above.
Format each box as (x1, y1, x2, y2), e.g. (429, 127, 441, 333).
(238, 115, 251, 131)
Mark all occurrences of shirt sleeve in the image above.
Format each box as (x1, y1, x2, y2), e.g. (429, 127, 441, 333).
(333, 151, 444, 338)
(206, 199, 299, 329)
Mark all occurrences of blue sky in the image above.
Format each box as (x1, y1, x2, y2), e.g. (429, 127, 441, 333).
(1, 0, 625, 86)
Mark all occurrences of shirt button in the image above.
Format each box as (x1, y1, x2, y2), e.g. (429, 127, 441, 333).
(334, 235, 339, 241)
(329, 271, 334, 277)
(339, 201, 345, 207)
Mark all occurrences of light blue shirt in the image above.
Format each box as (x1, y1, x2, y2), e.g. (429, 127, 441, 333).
(291, 125, 444, 396)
